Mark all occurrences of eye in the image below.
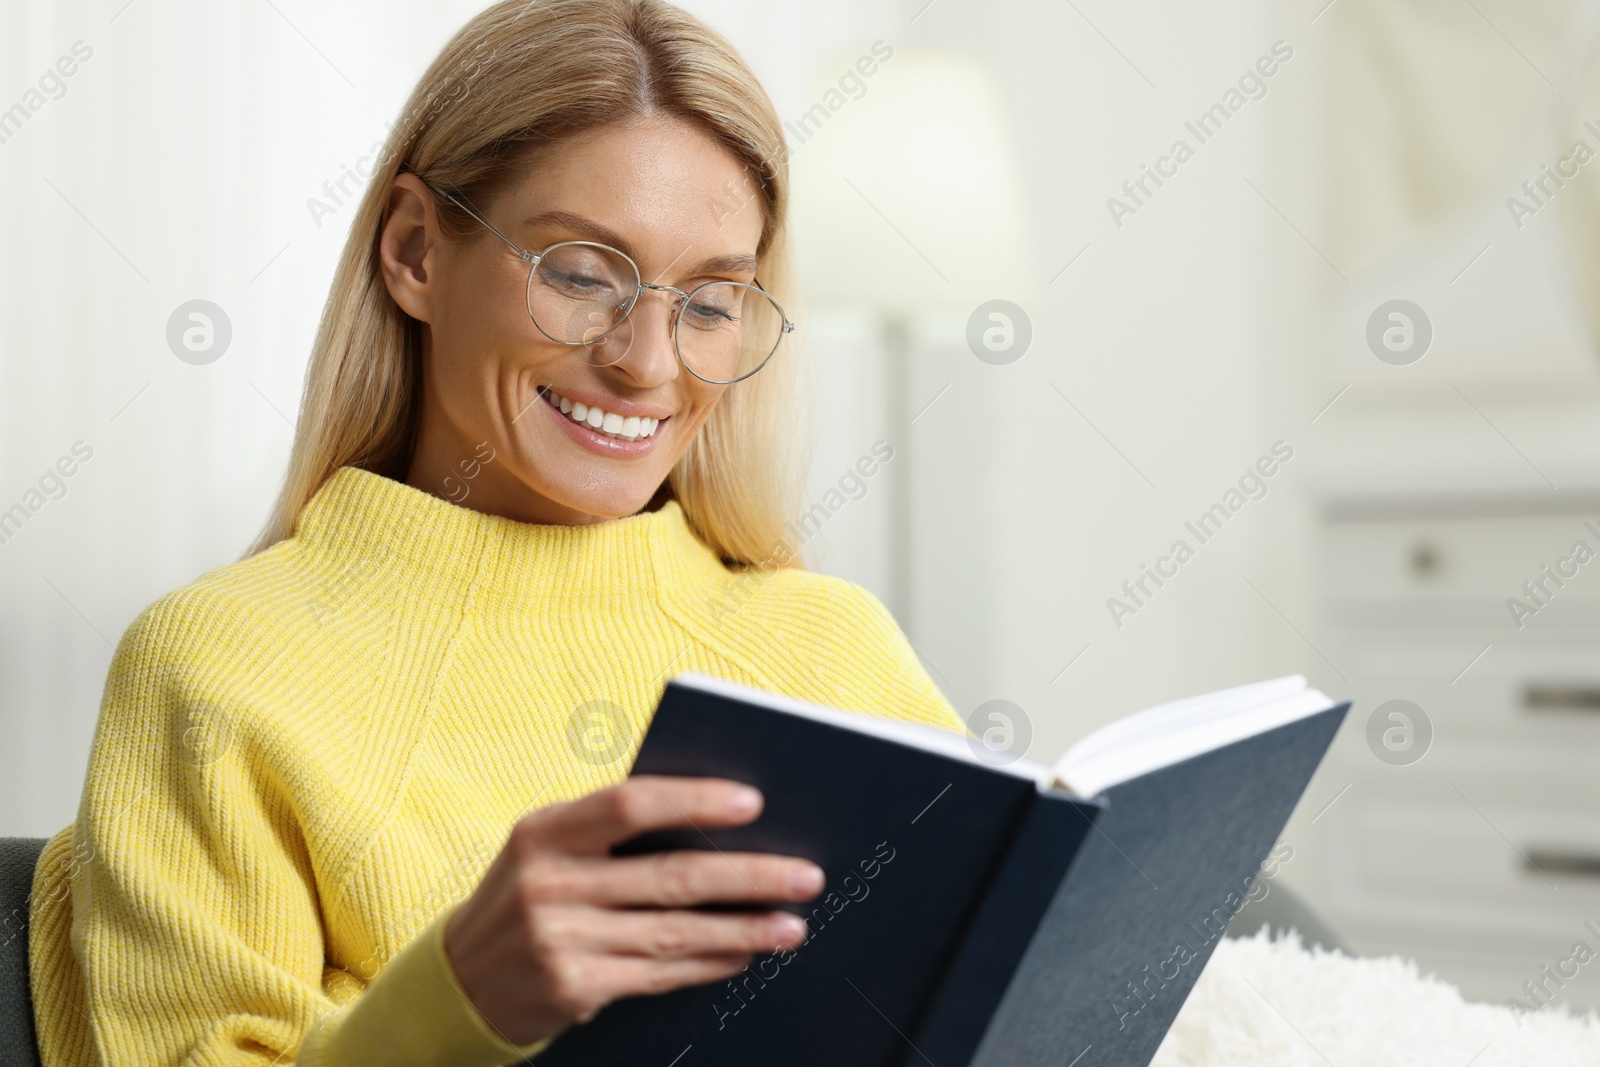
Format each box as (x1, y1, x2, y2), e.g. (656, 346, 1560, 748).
(679, 285, 742, 329)
(535, 244, 633, 302)
(682, 302, 736, 327)
(542, 266, 617, 298)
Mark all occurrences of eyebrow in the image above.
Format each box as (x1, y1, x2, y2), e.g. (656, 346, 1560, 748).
(519, 210, 759, 279)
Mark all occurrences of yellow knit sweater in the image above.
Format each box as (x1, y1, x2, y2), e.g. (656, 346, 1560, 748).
(27, 466, 964, 1066)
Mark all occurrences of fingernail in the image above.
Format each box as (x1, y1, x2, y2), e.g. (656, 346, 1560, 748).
(728, 786, 761, 815)
(789, 864, 823, 896)
(772, 914, 805, 942)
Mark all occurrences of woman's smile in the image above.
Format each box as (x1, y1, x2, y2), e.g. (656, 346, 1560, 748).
(539, 383, 673, 457)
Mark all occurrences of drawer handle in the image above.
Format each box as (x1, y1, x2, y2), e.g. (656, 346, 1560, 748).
(1525, 849, 1600, 878)
(1524, 685, 1600, 712)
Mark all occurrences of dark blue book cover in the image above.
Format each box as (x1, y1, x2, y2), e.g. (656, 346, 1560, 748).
(526, 677, 1347, 1067)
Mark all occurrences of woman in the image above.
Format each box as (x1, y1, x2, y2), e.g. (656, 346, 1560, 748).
(27, 1, 963, 1064)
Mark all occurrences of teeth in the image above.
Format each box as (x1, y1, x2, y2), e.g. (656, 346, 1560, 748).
(544, 389, 663, 442)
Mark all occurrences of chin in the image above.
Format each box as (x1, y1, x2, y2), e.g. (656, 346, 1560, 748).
(524, 466, 666, 522)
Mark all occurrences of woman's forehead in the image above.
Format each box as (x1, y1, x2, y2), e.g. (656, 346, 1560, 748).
(503, 118, 765, 273)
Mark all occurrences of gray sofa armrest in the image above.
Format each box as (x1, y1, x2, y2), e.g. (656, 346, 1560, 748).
(1, 837, 47, 1067)
(1226, 880, 1346, 954)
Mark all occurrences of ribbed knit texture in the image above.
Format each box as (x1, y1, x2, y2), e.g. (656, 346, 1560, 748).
(27, 466, 964, 1066)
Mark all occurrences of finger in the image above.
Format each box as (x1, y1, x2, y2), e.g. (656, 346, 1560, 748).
(541, 905, 809, 959)
(533, 776, 763, 852)
(581, 953, 755, 1008)
(546, 849, 825, 908)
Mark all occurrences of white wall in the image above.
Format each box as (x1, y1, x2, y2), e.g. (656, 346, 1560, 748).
(885, 1, 1333, 755)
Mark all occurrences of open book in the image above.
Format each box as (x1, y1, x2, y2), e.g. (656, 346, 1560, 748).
(527, 674, 1349, 1067)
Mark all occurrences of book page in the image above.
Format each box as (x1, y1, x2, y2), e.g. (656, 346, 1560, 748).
(673, 672, 1337, 802)
(1051, 676, 1335, 798)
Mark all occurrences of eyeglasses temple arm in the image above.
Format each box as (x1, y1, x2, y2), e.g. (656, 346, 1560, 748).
(438, 189, 537, 264)
(752, 277, 796, 333)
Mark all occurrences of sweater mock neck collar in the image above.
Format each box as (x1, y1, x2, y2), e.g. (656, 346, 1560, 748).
(292, 466, 724, 606)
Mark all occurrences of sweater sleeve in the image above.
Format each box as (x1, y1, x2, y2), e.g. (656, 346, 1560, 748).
(297, 900, 552, 1065)
(50, 595, 552, 1067)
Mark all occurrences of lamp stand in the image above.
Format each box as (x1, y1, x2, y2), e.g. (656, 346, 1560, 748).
(883, 313, 913, 639)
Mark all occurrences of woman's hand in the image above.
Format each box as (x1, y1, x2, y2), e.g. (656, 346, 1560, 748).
(442, 776, 822, 1047)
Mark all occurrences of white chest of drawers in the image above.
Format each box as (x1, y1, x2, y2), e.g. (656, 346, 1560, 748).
(1296, 495, 1600, 1012)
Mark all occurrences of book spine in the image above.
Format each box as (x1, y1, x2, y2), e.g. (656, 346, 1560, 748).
(902, 790, 1103, 1066)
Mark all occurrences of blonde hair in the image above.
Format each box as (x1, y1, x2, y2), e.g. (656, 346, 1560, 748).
(249, 0, 807, 567)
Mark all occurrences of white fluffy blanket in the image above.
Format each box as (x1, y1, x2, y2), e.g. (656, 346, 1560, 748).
(1153, 930, 1600, 1066)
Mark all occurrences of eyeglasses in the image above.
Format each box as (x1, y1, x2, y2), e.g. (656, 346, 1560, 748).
(430, 185, 794, 385)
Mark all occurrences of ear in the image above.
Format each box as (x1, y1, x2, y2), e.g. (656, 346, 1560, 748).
(378, 172, 444, 323)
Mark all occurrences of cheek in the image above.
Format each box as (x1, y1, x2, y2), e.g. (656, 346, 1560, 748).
(672, 381, 730, 440)
(446, 259, 530, 348)
(433, 257, 566, 394)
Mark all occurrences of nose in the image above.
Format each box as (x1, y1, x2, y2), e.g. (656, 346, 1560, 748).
(591, 287, 681, 388)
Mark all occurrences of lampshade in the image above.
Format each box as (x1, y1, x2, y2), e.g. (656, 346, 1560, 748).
(789, 47, 1032, 316)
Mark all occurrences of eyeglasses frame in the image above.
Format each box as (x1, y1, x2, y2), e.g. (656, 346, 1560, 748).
(429, 185, 795, 385)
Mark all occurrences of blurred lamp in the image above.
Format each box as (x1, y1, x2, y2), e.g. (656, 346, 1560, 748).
(792, 47, 1030, 311)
